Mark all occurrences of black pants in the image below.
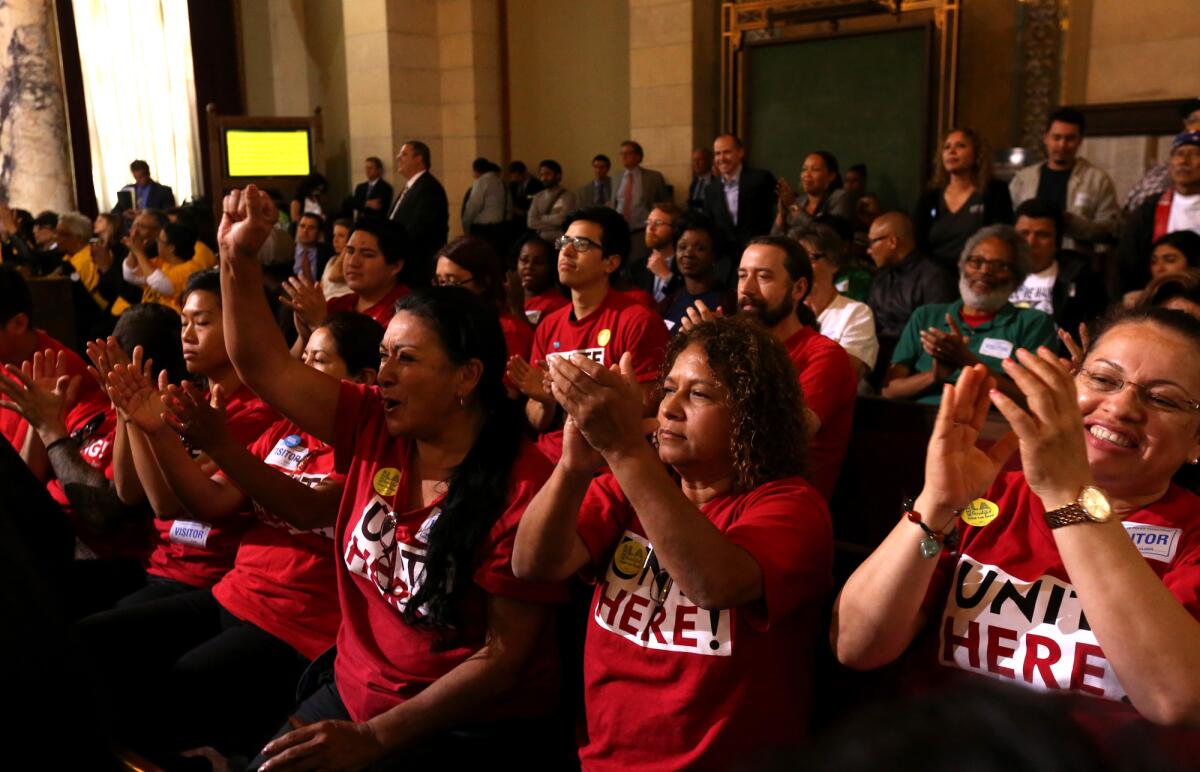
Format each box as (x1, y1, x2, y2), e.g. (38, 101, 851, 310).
(249, 681, 573, 770)
(68, 559, 194, 618)
(78, 588, 309, 760)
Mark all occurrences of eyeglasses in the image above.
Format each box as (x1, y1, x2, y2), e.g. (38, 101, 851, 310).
(554, 235, 601, 253)
(963, 256, 1013, 275)
(1077, 368, 1200, 414)
(431, 276, 475, 287)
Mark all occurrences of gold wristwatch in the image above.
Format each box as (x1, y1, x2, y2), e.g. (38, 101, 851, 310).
(1043, 486, 1114, 529)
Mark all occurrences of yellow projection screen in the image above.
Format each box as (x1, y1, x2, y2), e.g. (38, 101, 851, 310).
(224, 129, 312, 177)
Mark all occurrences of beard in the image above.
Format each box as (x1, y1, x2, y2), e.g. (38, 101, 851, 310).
(739, 292, 796, 327)
(959, 275, 1013, 314)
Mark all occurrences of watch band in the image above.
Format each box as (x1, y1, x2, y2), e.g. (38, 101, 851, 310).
(1043, 502, 1093, 529)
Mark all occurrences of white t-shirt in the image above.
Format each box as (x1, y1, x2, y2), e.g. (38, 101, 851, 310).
(817, 294, 879, 370)
(1168, 192, 1200, 235)
(1009, 261, 1058, 315)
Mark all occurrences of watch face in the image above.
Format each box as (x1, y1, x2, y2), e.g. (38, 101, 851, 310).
(1080, 486, 1113, 522)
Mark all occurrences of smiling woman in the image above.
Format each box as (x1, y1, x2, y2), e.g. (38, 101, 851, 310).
(835, 305, 1200, 727)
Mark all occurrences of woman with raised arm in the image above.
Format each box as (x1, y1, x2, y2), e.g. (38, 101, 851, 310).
(834, 306, 1200, 726)
(512, 316, 833, 769)
(78, 311, 383, 761)
(218, 186, 567, 770)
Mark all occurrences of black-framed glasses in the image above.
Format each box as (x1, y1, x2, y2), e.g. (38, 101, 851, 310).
(431, 276, 475, 288)
(554, 235, 601, 253)
(963, 256, 1013, 275)
(1077, 367, 1200, 414)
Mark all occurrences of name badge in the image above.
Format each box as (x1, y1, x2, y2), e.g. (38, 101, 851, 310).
(169, 520, 212, 548)
(978, 337, 1014, 359)
(1122, 523, 1181, 563)
(267, 436, 310, 472)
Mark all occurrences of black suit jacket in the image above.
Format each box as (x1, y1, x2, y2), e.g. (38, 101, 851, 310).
(113, 181, 175, 214)
(353, 179, 394, 216)
(389, 172, 449, 285)
(703, 167, 776, 278)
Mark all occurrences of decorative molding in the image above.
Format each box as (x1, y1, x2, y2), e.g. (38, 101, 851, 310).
(1017, 0, 1061, 153)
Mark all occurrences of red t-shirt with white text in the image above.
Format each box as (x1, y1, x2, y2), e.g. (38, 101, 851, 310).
(331, 381, 567, 722)
(575, 473, 833, 771)
(144, 387, 279, 588)
(920, 471, 1200, 708)
(529, 289, 669, 462)
(784, 326, 857, 501)
(211, 419, 343, 660)
(326, 282, 410, 329)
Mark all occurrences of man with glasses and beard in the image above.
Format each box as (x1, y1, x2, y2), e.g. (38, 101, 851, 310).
(883, 224, 1057, 404)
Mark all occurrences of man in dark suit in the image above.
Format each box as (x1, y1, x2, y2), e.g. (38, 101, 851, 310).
(113, 160, 175, 216)
(704, 134, 776, 281)
(687, 147, 714, 210)
(388, 140, 449, 287)
(352, 156, 394, 218)
(574, 154, 614, 208)
(613, 140, 669, 266)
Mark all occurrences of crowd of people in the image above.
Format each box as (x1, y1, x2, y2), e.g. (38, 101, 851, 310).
(2, 98, 1200, 770)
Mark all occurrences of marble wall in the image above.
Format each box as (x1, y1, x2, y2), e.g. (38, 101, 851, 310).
(0, 0, 73, 213)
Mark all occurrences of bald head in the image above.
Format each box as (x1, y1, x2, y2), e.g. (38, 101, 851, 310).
(867, 211, 915, 268)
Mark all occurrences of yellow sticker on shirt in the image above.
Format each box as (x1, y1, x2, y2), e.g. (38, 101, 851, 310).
(961, 498, 1000, 527)
(373, 467, 401, 497)
(612, 538, 647, 579)
(597, 328, 612, 347)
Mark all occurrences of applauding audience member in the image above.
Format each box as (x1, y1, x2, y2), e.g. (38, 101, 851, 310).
(79, 312, 383, 761)
(773, 151, 854, 240)
(836, 308, 1200, 727)
(884, 225, 1056, 405)
(216, 186, 569, 768)
(513, 316, 832, 769)
(659, 214, 735, 334)
(123, 221, 202, 312)
(509, 206, 670, 463)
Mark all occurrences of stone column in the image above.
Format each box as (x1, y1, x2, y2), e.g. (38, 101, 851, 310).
(628, 0, 719, 204)
(0, 0, 74, 213)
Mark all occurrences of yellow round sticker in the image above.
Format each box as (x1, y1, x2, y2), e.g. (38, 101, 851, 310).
(373, 467, 402, 497)
(612, 539, 647, 578)
(961, 498, 1000, 527)
(597, 328, 612, 347)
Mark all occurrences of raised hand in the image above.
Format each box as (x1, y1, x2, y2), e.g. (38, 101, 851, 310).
(219, 185, 278, 262)
(0, 361, 78, 440)
(106, 347, 166, 434)
(280, 273, 328, 331)
(679, 298, 723, 334)
(776, 177, 796, 210)
(507, 355, 552, 404)
(919, 364, 1019, 516)
(989, 347, 1093, 511)
(162, 381, 230, 451)
(1058, 321, 1091, 374)
(548, 351, 645, 457)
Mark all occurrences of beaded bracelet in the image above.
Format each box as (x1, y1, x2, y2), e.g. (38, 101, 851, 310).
(901, 497, 961, 559)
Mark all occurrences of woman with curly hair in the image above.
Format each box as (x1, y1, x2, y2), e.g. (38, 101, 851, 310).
(914, 127, 1014, 269)
(513, 315, 834, 770)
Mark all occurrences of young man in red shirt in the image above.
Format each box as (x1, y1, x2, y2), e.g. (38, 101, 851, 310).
(508, 206, 670, 462)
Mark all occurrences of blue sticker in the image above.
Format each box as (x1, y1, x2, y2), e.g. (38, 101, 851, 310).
(284, 434, 303, 448)
(553, 341, 561, 350)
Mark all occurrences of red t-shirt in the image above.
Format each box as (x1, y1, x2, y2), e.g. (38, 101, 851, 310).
(575, 473, 833, 771)
(529, 289, 670, 462)
(784, 326, 857, 501)
(211, 419, 343, 660)
(523, 288, 569, 325)
(1, 330, 110, 453)
(331, 381, 567, 722)
(499, 311, 533, 362)
(617, 286, 658, 311)
(46, 410, 156, 562)
(326, 282, 410, 329)
(919, 471, 1200, 708)
(144, 387, 279, 588)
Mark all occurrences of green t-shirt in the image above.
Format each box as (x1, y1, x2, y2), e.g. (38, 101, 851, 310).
(891, 299, 1058, 404)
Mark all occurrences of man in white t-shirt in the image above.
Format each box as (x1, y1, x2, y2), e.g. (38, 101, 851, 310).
(1119, 131, 1200, 292)
(1010, 198, 1108, 334)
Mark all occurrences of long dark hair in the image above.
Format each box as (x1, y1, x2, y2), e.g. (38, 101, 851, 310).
(392, 287, 526, 635)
